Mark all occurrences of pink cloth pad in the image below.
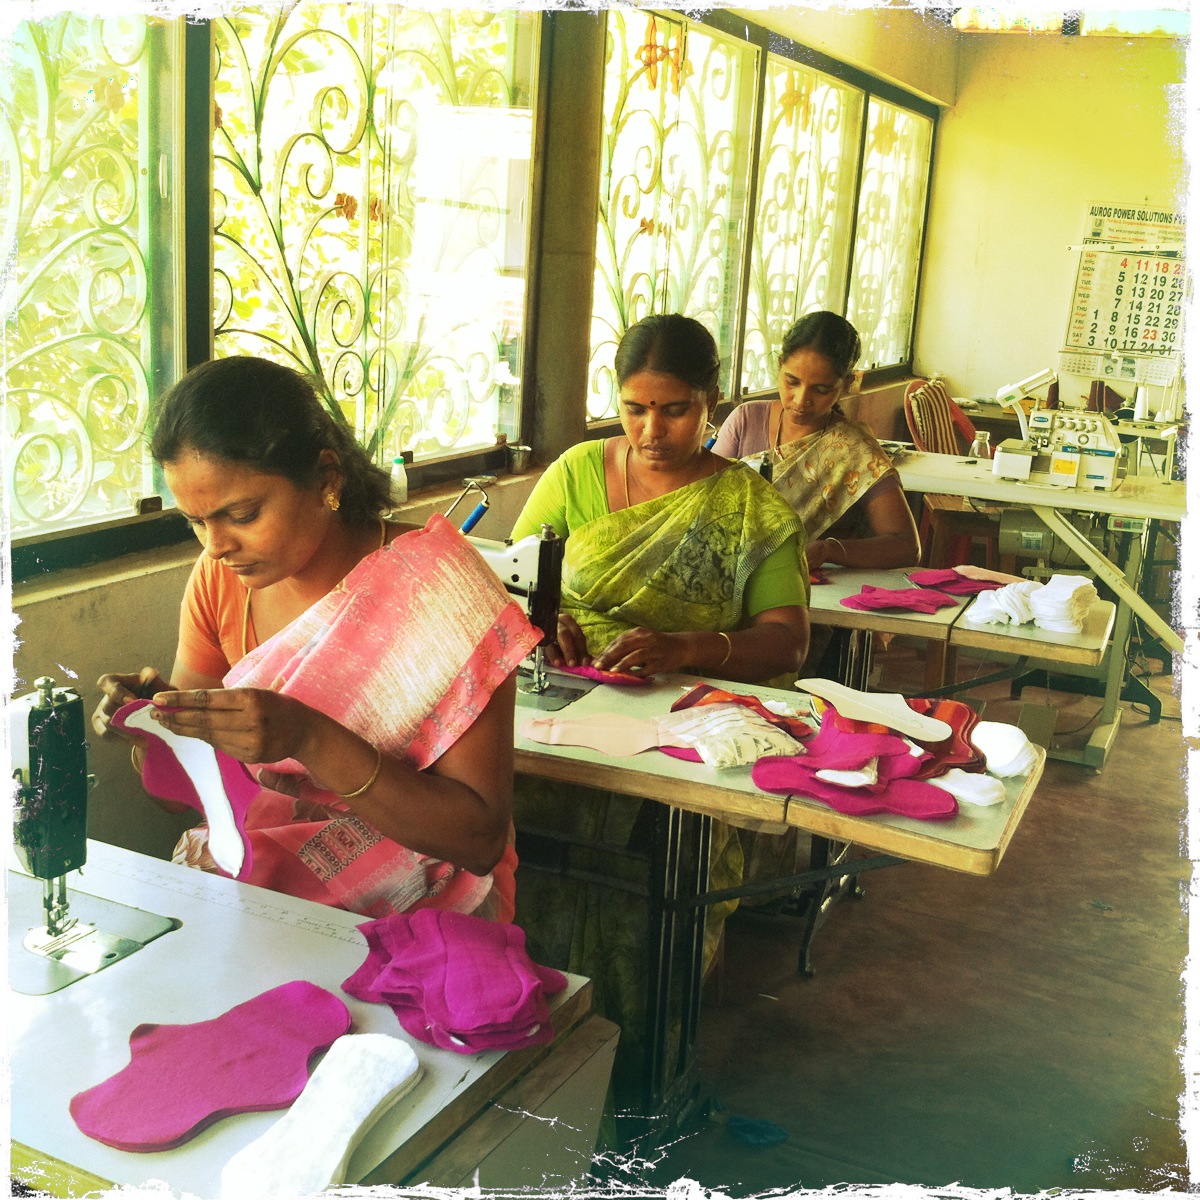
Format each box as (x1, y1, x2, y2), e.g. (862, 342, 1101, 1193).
(553, 663, 650, 686)
(343, 909, 568, 1053)
(840, 585, 959, 613)
(752, 755, 958, 820)
(749, 709, 957, 820)
(908, 568, 1004, 596)
(69, 981, 351, 1152)
(113, 698, 259, 880)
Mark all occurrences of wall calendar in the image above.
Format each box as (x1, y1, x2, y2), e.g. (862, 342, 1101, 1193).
(1062, 203, 1185, 381)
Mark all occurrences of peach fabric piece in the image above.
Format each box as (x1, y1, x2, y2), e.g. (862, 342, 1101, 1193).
(521, 713, 671, 757)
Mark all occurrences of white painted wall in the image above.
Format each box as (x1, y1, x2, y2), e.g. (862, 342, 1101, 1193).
(914, 34, 1186, 404)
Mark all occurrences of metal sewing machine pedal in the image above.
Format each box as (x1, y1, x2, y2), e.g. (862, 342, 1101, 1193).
(10, 676, 177, 995)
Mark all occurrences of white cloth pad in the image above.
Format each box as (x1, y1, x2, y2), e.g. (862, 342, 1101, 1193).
(1029, 573, 1098, 634)
(964, 580, 1041, 626)
(121, 702, 246, 877)
(220, 1033, 422, 1199)
(927, 767, 1007, 807)
(796, 679, 952, 743)
(970, 721, 1039, 778)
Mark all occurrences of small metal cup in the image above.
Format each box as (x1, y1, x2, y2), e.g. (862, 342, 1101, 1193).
(508, 444, 533, 473)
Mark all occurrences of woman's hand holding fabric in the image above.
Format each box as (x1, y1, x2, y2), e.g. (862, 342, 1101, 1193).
(590, 627, 693, 677)
(147, 686, 317, 767)
(93, 667, 172, 741)
(547, 612, 592, 667)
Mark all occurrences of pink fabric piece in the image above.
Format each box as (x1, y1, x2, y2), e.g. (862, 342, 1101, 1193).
(113, 698, 258, 881)
(343, 909, 568, 1054)
(553, 663, 650, 686)
(660, 745, 702, 763)
(907, 568, 1004, 596)
(801, 708, 927, 773)
(69, 981, 351, 1152)
(751, 755, 958, 820)
(841, 585, 959, 613)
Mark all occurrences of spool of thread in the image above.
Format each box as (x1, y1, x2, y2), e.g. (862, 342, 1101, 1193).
(1134, 386, 1150, 421)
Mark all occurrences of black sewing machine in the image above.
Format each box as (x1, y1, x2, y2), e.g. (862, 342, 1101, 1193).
(10, 676, 176, 994)
(469, 524, 594, 710)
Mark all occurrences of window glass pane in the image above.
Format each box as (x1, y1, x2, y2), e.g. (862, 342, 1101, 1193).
(741, 55, 863, 395)
(588, 11, 756, 421)
(213, 5, 537, 465)
(845, 97, 932, 369)
(4, 15, 179, 537)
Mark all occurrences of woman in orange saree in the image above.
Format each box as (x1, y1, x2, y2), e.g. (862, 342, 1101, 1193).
(94, 356, 539, 922)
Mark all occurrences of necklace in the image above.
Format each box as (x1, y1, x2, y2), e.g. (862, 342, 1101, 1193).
(241, 516, 388, 658)
(776, 404, 835, 448)
(620, 441, 717, 509)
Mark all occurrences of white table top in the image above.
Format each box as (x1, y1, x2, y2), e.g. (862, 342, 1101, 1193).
(10, 843, 590, 1197)
(808, 565, 970, 640)
(895, 450, 1185, 521)
(516, 672, 1043, 875)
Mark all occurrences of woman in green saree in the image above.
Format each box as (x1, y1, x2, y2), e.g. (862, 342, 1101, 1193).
(509, 314, 809, 1129)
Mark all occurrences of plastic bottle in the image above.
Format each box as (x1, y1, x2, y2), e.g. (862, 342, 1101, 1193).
(968, 430, 992, 460)
(390, 455, 408, 507)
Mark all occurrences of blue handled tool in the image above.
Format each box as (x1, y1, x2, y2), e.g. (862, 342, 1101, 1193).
(460, 499, 490, 534)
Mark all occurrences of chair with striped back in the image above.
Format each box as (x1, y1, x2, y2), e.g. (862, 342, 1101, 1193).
(903, 379, 1001, 571)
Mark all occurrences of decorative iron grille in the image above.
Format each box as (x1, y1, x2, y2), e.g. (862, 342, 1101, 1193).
(740, 56, 863, 394)
(587, 11, 756, 421)
(4, 15, 177, 537)
(846, 97, 933, 370)
(212, 4, 538, 465)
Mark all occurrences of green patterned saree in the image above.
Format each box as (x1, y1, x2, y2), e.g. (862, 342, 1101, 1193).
(562, 460, 804, 654)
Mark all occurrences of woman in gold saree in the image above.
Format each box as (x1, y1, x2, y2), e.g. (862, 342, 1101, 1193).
(509, 314, 810, 1123)
(713, 311, 920, 572)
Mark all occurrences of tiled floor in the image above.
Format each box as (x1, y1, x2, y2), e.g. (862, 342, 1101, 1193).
(634, 638, 1189, 1194)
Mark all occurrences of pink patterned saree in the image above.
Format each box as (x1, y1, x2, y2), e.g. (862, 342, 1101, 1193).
(171, 515, 540, 923)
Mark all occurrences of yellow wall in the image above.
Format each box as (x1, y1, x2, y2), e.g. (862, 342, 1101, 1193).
(915, 34, 1186, 401)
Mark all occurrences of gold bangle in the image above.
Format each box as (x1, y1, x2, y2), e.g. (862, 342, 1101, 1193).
(826, 537, 847, 564)
(715, 631, 733, 668)
(336, 745, 383, 799)
(130, 743, 145, 775)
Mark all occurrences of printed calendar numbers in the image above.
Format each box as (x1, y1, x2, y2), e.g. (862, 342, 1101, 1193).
(1066, 249, 1184, 357)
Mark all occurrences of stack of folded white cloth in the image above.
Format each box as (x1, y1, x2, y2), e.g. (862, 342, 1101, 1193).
(970, 720, 1040, 777)
(1029, 573, 1098, 634)
(965, 580, 1042, 625)
(966, 573, 1097, 634)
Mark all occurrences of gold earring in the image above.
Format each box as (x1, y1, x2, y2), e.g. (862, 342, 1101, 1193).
(326, 492, 341, 512)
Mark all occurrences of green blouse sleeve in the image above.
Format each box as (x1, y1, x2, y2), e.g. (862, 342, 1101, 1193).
(743, 532, 809, 618)
(510, 441, 607, 540)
